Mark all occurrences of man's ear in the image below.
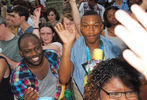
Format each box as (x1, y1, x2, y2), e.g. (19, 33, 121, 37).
(100, 23, 104, 30)
(21, 16, 26, 21)
(19, 50, 23, 57)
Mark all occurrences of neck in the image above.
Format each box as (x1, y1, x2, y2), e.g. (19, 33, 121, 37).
(20, 21, 30, 33)
(108, 25, 116, 37)
(86, 38, 101, 51)
(50, 21, 56, 26)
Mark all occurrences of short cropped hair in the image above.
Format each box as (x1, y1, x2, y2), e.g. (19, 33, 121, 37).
(84, 58, 141, 100)
(18, 33, 41, 50)
(83, 10, 99, 17)
(11, 6, 29, 21)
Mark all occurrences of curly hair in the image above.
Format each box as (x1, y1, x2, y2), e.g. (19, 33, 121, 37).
(84, 58, 141, 100)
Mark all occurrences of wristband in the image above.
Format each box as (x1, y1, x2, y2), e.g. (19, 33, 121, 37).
(33, 27, 39, 29)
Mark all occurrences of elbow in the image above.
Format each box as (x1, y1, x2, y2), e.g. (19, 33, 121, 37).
(59, 74, 71, 84)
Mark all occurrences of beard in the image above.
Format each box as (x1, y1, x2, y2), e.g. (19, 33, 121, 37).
(24, 53, 44, 67)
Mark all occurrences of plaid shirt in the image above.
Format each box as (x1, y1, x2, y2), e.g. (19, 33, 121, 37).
(10, 49, 62, 100)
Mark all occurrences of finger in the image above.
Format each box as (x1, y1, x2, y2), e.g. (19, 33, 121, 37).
(27, 88, 36, 100)
(54, 23, 60, 32)
(63, 22, 68, 30)
(24, 87, 32, 100)
(131, 4, 147, 30)
(115, 10, 146, 35)
(31, 90, 40, 100)
(114, 25, 136, 49)
(54, 25, 62, 37)
(123, 49, 147, 78)
(58, 23, 64, 30)
(115, 24, 147, 57)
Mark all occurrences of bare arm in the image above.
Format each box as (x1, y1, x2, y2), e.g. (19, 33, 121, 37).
(0, 58, 9, 83)
(69, 0, 82, 35)
(54, 23, 76, 84)
(33, 8, 41, 38)
(0, 54, 18, 70)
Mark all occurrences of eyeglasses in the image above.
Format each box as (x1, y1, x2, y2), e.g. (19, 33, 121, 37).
(99, 87, 138, 99)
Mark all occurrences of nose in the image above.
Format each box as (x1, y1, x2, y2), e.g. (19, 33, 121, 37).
(120, 94, 128, 100)
(89, 26, 94, 33)
(31, 50, 37, 56)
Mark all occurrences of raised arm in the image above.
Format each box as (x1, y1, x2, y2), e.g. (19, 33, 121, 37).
(33, 8, 41, 38)
(54, 23, 76, 84)
(69, 0, 82, 35)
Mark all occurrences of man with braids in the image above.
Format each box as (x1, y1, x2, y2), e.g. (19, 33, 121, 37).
(84, 58, 141, 100)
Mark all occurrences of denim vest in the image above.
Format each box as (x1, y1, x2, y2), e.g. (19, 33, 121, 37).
(71, 35, 121, 94)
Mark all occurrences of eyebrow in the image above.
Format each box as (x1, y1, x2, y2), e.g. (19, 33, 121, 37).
(8, 14, 15, 17)
(82, 22, 101, 24)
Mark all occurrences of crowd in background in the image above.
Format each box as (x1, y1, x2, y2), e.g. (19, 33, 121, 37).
(0, 0, 147, 100)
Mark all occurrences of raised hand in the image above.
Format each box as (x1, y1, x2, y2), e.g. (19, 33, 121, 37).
(115, 4, 147, 79)
(33, 7, 41, 27)
(54, 23, 76, 45)
(24, 87, 40, 100)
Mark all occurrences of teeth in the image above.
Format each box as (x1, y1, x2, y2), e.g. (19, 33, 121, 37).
(32, 57, 39, 61)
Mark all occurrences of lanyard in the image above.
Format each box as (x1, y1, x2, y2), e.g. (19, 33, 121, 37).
(86, 40, 104, 61)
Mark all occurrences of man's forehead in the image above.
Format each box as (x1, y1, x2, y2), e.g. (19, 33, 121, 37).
(81, 15, 101, 23)
(20, 37, 40, 47)
(9, 12, 19, 17)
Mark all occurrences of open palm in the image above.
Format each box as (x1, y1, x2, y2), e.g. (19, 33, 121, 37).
(115, 5, 147, 79)
(54, 23, 76, 44)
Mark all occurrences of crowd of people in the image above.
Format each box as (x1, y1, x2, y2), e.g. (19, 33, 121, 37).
(0, 0, 147, 100)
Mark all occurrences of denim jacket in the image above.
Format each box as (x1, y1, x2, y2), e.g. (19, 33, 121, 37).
(71, 35, 121, 94)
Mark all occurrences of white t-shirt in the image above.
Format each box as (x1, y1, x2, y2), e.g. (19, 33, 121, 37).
(40, 0, 46, 7)
(79, 2, 105, 19)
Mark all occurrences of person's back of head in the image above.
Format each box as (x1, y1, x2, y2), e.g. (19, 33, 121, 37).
(11, 5, 29, 21)
(84, 58, 141, 100)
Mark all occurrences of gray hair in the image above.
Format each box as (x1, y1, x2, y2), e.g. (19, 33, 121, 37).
(0, 16, 7, 26)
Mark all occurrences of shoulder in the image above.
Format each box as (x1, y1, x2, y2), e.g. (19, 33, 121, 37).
(43, 49, 60, 63)
(72, 36, 85, 51)
(100, 35, 120, 49)
(11, 62, 28, 81)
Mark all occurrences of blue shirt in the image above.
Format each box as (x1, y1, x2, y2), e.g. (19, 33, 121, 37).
(18, 26, 33, 36)
(70, 35, 121, 94)
(112, 0, 130, 12)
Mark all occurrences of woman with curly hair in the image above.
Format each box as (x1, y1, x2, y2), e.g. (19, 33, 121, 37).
(84, 58, 141, 100)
